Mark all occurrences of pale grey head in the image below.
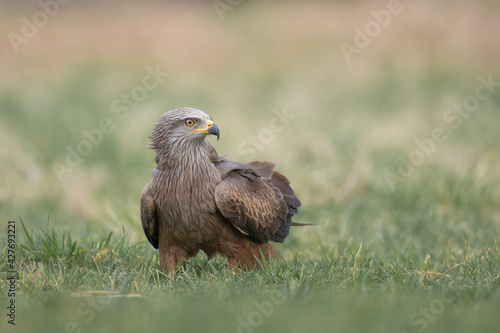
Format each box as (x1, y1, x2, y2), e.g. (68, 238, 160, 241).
(149, 107, 220, 151)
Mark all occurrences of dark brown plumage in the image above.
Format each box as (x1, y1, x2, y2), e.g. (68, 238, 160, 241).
(140, 107, 302, 271)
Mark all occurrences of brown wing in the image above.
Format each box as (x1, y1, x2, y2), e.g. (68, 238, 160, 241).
(214, 164, 288, 243)
(245, 161, 302, 242)
(140, 184, 159, 249)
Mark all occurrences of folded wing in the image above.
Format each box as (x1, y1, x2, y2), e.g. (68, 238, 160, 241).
(140, 185, 159, 249)
(214, 159, 301, 243)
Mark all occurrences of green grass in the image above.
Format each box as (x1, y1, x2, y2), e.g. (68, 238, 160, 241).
(2, 219, 499, 332)
(1, 1, 500, 332)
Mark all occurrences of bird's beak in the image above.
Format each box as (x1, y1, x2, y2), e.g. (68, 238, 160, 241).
(191, 119, 220, 141)
(207, 121, 220, 141)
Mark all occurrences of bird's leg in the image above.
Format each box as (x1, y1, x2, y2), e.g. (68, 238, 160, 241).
(159, 246, 170, 273)
(159, 247, 178, 273)
(165, 255, 177, 274)
(162, 246, 189, 273)
(228, 258, 238, 274)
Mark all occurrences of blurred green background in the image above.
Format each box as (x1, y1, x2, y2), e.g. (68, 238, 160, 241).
(1, 1, 500, 332)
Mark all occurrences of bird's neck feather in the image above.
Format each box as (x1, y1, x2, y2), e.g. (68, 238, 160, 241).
(154, 138, 213, 170)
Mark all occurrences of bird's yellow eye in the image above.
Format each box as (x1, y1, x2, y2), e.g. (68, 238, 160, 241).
(185, 119, 194, 126)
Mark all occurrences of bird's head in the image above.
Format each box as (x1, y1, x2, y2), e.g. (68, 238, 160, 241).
(149, 107, 220, 151)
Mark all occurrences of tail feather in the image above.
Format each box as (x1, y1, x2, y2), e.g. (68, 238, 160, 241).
(290, 222, 316, 226)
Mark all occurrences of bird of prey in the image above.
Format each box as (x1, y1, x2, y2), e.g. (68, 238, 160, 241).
(140, 107, 302, 272)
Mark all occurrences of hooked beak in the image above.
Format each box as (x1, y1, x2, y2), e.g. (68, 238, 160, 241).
(191, 119, 220, 141)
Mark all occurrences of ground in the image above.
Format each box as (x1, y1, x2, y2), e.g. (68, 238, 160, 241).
(1, 1, 500, 332)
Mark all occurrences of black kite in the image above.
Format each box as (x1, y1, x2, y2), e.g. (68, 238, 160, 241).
(140, 107, 302, 271)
